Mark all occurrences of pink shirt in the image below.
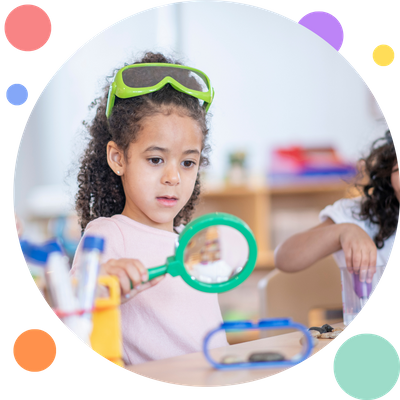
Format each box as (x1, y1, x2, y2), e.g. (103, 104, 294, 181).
(71, 215, 228, 365)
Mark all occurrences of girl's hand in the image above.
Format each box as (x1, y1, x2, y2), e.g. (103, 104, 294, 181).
(100, 258, 164, 304)
(338, 223, 377, 283)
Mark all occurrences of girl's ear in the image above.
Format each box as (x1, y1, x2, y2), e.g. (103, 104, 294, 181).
(107, 141, 125, 176)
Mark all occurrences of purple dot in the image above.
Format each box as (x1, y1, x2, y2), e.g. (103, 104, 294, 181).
(299, 12, 344, 51)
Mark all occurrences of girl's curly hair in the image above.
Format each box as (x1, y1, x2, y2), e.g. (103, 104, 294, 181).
(356, 130, 398, 248)
(76, 52, 211, 231)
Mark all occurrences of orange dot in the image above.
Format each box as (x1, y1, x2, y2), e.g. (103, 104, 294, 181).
(13, 329, 56, 371)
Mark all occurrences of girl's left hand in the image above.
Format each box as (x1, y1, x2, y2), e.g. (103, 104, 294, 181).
(338, 223, 377, 284)
(100, 258, 164, 304)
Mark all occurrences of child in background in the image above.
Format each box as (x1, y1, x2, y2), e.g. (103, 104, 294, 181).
(275, 131, 398, 284)
(71, 52, 228, 365)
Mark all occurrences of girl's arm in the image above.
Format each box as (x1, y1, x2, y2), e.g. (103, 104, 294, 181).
(274, 218, 377, 283)
(274, 218, 340, 272)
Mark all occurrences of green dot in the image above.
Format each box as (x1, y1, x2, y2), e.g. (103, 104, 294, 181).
(334, 334, 400, 399)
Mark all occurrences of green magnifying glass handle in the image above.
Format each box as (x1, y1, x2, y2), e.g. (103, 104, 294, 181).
(129, 265, 168, 290)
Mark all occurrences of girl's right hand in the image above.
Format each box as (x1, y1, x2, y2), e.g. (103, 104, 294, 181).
(338, 223, 377, 284)
(100, 258, 164, 304)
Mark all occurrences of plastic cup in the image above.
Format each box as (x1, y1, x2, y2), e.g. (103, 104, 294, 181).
(340, 265, 386, 325)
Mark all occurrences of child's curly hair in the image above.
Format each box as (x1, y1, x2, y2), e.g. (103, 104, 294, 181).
(76, 52, 211, 231)
(356, 130, 398, 248)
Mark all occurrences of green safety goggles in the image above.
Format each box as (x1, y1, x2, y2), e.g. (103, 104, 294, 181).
(106, 63, 215, 118)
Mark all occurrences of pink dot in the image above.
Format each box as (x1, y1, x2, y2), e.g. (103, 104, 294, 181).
(5, 5, 51, 51)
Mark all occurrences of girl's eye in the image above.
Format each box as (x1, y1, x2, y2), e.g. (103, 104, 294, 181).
(182, 160, 196, 168)
(148, 157, 163, 165)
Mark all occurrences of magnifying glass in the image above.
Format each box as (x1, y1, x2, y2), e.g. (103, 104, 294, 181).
(130, 212, 257, 293)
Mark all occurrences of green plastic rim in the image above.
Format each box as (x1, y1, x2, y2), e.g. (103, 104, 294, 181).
(167, 212, 258, 293)
(106, 63, 214, 118)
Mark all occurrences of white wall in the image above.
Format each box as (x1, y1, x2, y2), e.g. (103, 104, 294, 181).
(14, 2, 388, 218)
(178, 2, 387, 181)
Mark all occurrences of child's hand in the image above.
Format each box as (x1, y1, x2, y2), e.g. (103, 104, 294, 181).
(100, 258, 164, 304)
(338, 223, 377, 283)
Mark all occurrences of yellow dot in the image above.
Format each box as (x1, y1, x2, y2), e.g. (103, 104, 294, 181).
(373, 45, 395, 66)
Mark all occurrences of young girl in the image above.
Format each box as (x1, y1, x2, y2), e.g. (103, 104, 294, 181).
(274, 131, 398, 284)
(71, 52, 228, 365)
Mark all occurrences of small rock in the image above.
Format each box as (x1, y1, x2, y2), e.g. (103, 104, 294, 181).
(248, 352, 285, 362)
(310, 330, 321, 338)
(320, 330, 342, 339)
(329, 330, 342, 338)
(321, 324, 334, 332)
(220, 355, 245, 364)
(309, 327, 324, 334)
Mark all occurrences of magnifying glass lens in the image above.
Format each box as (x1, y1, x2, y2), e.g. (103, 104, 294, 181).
(183, 225, 249, 284)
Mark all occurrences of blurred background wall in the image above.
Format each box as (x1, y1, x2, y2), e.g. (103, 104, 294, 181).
(14, 2, 388, 222)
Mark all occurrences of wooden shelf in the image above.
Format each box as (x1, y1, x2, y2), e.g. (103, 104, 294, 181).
(269, 181, 360, 196)
(269, 181, 348, 194)
(196, 180, 353, 269)
(195, 184, 272, 268)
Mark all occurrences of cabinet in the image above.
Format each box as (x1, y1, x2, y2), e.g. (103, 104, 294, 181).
(194, 178, 356, 269)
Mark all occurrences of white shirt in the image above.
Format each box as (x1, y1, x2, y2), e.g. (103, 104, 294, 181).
(319, 197, 396, 268)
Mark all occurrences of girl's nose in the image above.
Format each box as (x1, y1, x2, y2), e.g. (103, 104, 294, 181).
(162, 165, 180, 186)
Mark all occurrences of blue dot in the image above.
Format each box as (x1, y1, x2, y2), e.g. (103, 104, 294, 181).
(6, 84, 28, 105)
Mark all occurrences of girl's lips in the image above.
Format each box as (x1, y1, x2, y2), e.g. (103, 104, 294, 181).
(156, 197, 178, 207)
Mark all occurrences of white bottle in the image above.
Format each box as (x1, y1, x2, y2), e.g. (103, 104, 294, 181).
(21, 239, 90, 344)
(76, 236, 105, 320)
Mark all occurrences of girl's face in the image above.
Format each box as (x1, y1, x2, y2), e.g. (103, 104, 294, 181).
(108, 111, 203, 232)
(391, 163, 400, 202)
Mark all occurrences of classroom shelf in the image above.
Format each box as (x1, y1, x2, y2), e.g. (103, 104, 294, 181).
(193, 184, 272, 268)
(194, 177, 357, 269)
